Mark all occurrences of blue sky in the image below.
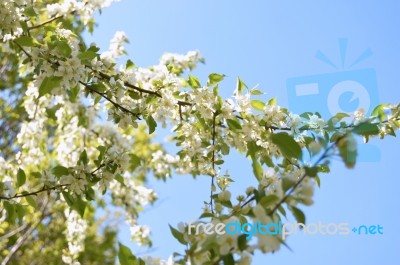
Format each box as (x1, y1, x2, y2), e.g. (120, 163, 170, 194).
(85, 1, 400, 264)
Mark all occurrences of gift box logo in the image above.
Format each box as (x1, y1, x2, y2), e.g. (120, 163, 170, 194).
(287, 38, 380, 162)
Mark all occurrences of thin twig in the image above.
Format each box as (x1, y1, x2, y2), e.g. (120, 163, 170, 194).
(210, 112, 217, 213)
(0, 184, 68, 201)
(268, 138, 340, 214)
(80, 81, 141, 119)
(237, 135, 344, 214)
(13, 41, 32, 59)
(28, 15, 64, 30)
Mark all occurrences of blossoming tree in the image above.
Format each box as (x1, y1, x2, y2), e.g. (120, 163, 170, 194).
(0, 1, 399, 264)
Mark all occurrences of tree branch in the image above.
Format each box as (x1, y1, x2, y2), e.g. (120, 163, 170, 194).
(210, 112, 217, 213)
(236, 135, 344, 215)
(80, 81, 141, 119)
(0, 184, 68, 201)
(28, 15, 64, 30)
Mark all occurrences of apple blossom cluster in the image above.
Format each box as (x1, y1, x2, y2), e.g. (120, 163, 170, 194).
(47, 0, 120, 25)
(101, 31, 129, 59)
(16, 83, 50, 168)
(62, 209, 88, 265)
(0, 0, 29, 41)
(160, 50, 204, 75)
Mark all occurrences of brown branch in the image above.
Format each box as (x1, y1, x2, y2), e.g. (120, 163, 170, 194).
(236, 135, 344, 216)
(92, 69, 162, 98)
(90, 67, 193, 107)
(13, 41, 32, 59)
(80, 81, 141, 119)
(210, 112, 217, 213)
(266, 116, 400, 132)
(91, 163, 106, 175)
(0, 184, 68, 201)
(28, 15, 64, 30)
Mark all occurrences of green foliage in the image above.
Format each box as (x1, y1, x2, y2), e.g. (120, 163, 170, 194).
(207, 73, 225, 86)
(250, 100, 265, 111)
(17, 168, 26, 187)
(169, 224, 187, 245)
(188, 75, 201, 88)
(39, 76, 63, 97)
(118, 242, 140, 265)
(271, 132, 302, 160)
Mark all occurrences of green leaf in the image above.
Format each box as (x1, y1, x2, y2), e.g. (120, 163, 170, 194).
(78, 51, 98, 61)
(188, 75, 201, 88)
(199, 212, 214, 219)
(259, 194, 279, 208)
(79, 150, 88, 166)
(236, 77, 247, 93)
(267, 98, 277, 106)
(56, 40, 72, 57)
(353, 122, 380, 136)
(317, 164, 330, 173)
(215, 160, 224, 165)
(169, 224, 186, 245)
(207, 73, 225, 86)
(290, 206, 306, 224)
(17, 168, 26, 187)
(146, 115, 157, 134)
(271, 132, 302, 160)
(337, 134, 357, 169)
(88, 45, 100, 53)
(52, 165, 69, 177)
(128, 91, 140, 100)
(68, 86, 80, 103)
(85, 187, 96, 201)
(39, 76, 63, 97)
(14, 36, 35, 47)
(15, 204, 26, 221)
(20, 21, 29, 35)
(371, 104, 388, 121)
(24, 194, 37, 209)
(300, 112, 313, 119)
(222, 254, 234, 265)
(250, 89, 264, 95)
(24, 6, 37, 16)
(251, 100, 265, 111)
(31, 172, 42, 179)
(315, 175, 321, 188)
(281, 176, 296, 192)
(221, 143, 230, 155)
(304, 166, 318, 177)
(118, 242, 137, 265)
(62, 191, 74, 207)
(126, 59, 135, 70)
(252, 160, 263, 181)
(226, 119, 242, 131)
(247, 141, 257, 159)
(3, 201, 15, 222)
(130, 154, 141, 171)
(73, 196, 87, 217)
(334, 112, 350, 120)
(237, 234, 248, 251)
